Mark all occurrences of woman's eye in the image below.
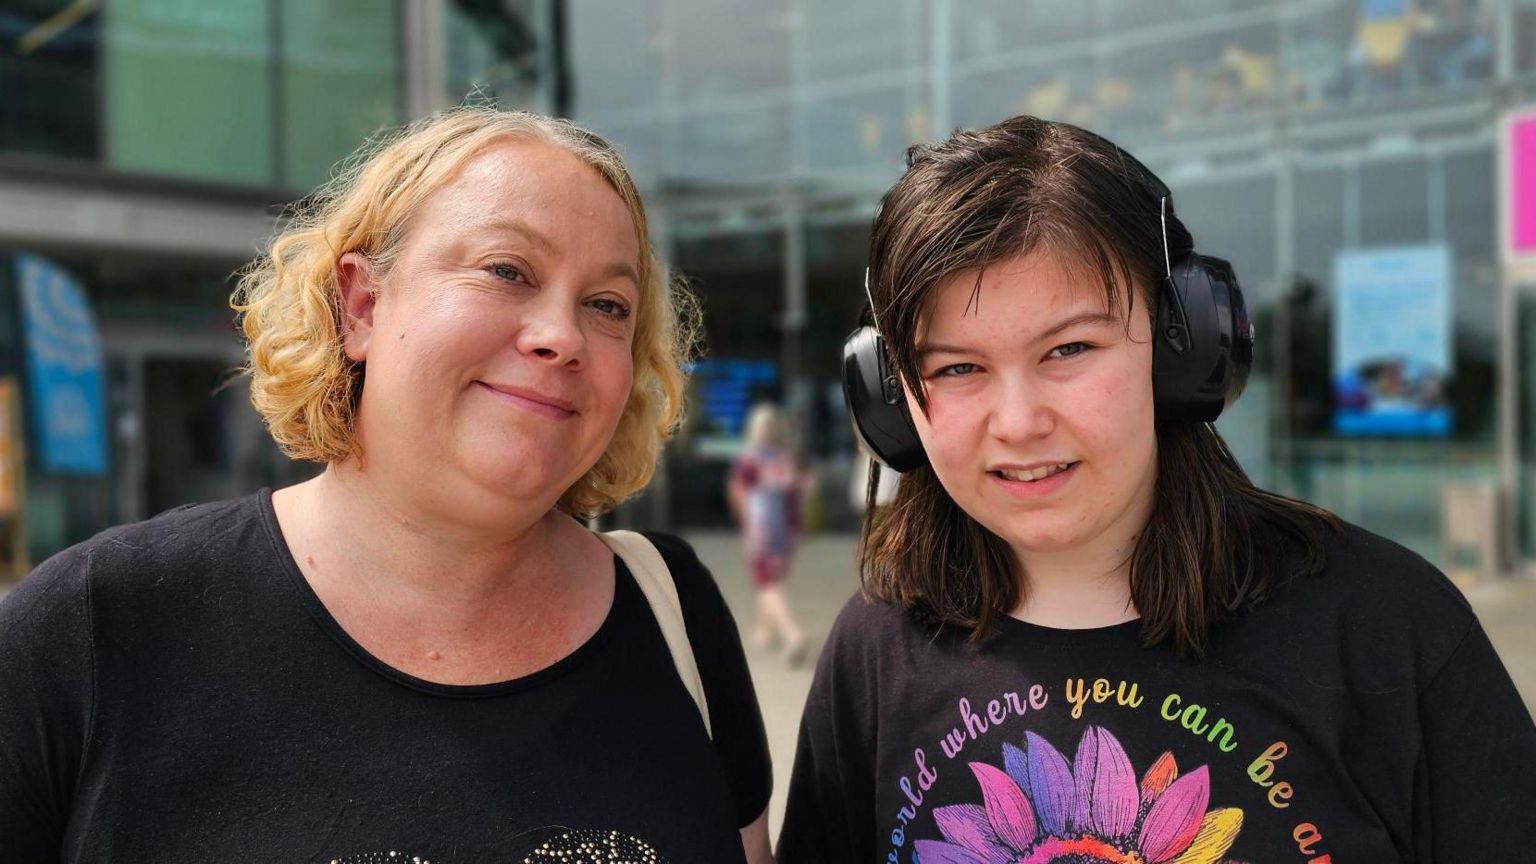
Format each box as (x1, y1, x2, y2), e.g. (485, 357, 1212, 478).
(489, 263, 529, 284)
(1048, 342, 1091, 360)
(589, 297, 632, 321)
(935, 362, 978, 377)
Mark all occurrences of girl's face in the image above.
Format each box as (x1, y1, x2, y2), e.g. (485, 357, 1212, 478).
(906, 247, 1159, 564)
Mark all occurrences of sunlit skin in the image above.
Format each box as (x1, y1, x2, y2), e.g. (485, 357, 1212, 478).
(342, 138, 641, 532)
(271, 139, 643, 685)
(905, 247, 1158, 627)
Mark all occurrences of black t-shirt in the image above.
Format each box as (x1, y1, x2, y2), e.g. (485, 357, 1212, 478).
(777, 524, 1536, 862)
(0, 491, 771, 863)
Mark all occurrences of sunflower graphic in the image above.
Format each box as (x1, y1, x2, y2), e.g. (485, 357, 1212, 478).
(914, 727, 1244, 864)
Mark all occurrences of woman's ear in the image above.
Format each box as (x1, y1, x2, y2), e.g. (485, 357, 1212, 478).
(336, 252, 379, 363)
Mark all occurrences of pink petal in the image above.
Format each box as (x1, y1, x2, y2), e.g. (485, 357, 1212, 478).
(933, 805, 1013, 862)
(913, 840, 986, 864)
(970, 762, 1038, 851)
(1137, 765, 1211, 863)
(1024, 731, 1074, 837)
(1072, 726, 1139, 839)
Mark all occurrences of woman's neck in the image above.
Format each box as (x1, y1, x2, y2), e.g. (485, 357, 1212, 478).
(271, 465, 613, 683)
(1008, 526, 1144, 630)
(292, 464, 569, 599)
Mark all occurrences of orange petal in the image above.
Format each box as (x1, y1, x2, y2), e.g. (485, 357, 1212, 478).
(1140, 751, 1178, 802)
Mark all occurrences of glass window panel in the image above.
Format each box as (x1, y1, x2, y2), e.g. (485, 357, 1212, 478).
(667, 0, 789, 102)
(1521, 0, 1536, 75)
(949, 0, 1098, 57)
(566, 2, 664, 115)
(444, 0, 543, 110)
(1359, 158, 1428, 247)
(802, 0, 924, 83)
(1293, 166, 1346, 285)
(1104, 20, 1280, 138)
(106, 0, 274, 184)
(1101, 0, 1270, 30)
(1444, 149, 1494, 257)
(281, 1, 400, 190)
(1174, 175, 1277, 303)
(1284, 2, 1356, 110)
(1409, 0, 1495, 90)
(0, 0, 100, 159)
(950, 57, 1098, 130)
(671, 105, 792, 184)
(798, 87, 912, 175)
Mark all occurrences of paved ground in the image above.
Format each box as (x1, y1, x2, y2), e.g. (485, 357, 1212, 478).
(683, 531, 1536, 840)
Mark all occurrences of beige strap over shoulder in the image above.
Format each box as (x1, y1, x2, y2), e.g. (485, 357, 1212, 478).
(597, 530, 713, 739)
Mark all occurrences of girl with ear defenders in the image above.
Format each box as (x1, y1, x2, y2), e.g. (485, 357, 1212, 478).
(775, 115, 1536, 862)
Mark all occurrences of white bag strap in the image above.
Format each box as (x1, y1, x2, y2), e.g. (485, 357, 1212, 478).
(597, 530, 712, 739)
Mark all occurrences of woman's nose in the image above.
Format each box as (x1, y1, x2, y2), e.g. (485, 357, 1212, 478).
(515, 297, 587, 368)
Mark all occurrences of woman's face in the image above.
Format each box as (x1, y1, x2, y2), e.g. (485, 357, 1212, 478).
(342, 138, 640, 522)
(906, 247, 1158, 563)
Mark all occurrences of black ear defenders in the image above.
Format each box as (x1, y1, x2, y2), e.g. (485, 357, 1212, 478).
(842, 171, 1254, 473)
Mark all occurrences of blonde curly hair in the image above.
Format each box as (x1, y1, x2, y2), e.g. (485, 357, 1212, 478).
(232, 107, 697, 517)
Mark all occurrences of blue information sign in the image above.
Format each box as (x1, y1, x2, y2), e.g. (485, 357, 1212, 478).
(16, 253, 108, 474)
(1331, 244, 1453, 437)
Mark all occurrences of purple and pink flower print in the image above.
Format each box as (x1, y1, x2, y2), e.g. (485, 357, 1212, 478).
(915, 726, 1245, 864)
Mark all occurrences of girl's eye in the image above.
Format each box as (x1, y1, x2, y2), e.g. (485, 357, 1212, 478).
(935, 362, 978, 377)
(1048, 342, 1091, 360)
(489, 262, 529, 285)
(589, 297, 632, 321)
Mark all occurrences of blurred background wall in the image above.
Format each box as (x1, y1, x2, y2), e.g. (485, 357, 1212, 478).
(2, 0, 1536, 579)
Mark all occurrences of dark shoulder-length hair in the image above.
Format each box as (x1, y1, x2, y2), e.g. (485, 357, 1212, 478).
(860, 114, 1341, 655)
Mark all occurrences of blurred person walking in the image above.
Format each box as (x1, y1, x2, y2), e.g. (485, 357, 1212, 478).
(728, 402, 809, 666)
(0, 108, 772, 864)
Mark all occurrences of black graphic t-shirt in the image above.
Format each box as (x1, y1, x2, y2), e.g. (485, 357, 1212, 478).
(0, 491, 771, 863)
(777, 525, 1536, 862)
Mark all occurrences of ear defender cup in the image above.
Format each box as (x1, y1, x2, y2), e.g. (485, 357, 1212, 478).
(1153, 253, 1255, 422)
(842, 326, 926, 472)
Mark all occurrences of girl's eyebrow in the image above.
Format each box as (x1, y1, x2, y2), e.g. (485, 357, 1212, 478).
(914, 341, 975, 361)
(1033, 311, 1120, 342)
(916, 311, 1118, 360)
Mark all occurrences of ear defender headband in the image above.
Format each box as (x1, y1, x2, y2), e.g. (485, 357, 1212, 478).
(842, 163, 1255, 473)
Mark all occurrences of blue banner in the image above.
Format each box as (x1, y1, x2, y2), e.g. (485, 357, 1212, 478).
(1331, 244, 1453, 437)
(16, 253, 108, 474)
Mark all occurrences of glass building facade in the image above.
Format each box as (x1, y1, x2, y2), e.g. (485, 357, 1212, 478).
(3, 0, 1536, 575)
(548, 0, 1536, 573)
(0, 0, 559, 566)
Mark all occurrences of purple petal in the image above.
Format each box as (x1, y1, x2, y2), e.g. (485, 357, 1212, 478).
(1136, 765, 1211, 863)
(1072, 726, 1139, 839)
(1002, 741, 1032, 800)
(969, 762, 1038, 851)
(913, 840, 986, 864)
(1024, 730, 1075, 837)
(1069, 728, 1095, 831)
(932, 805, 1012, 862)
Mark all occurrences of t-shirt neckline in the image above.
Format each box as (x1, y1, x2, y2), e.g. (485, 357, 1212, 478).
(254, 487, 626, 699)
(988, 611, 1144, 645)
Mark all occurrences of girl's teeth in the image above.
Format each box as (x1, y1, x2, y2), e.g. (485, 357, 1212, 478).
(1000, 463, 1071, 482)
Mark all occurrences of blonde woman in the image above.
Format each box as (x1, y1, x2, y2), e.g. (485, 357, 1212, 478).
(0, 109, 772, 864)
(727, 402, 808, 666)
